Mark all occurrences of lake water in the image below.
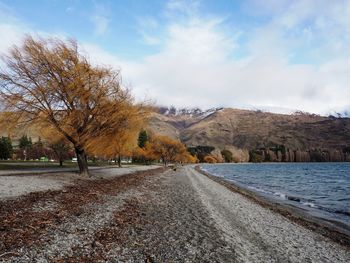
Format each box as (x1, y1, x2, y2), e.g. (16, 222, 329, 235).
(200, 163, 350, 228)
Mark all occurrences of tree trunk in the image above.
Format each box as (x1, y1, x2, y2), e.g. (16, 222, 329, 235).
(75, 147, 89, 176)
(59, 159, 63, 166)
(117, 155, 121, 168)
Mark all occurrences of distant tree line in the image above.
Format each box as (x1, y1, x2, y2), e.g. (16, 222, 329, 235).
(187, 146, 215, 162)
(0, 134, 75, 165)
(249, 145, 350, 163)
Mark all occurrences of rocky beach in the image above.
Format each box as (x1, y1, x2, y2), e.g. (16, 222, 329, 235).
(0, 166, 349, 262)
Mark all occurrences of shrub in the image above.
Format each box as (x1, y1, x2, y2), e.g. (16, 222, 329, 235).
(204, 155, 217, 163)
(221, 149, 233, 163)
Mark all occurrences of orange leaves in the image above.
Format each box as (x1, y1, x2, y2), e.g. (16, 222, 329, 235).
(135, 135, 197, 165)
(0, 36, 148, 174)
(203, 155, 217, 163)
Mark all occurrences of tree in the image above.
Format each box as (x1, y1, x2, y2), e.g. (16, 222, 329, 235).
(187, 145, 215, 162)
(0, 136, 13, 160)
(27, 138, 47, 160)
(249, 150, 263, 163)
(19, 135, 32, 150)
(221, 149, 233, 163)
(150, 136, 188, 166)
(132, 144, 157, 164)
(204, 155, 217, 163)
(39, 126, 75, 166)
(18, 134, 32, 160)
(137, 129, 149, 148)
(175, 151, 198, 164)
(49, 139, 73, 166)
(90, 107, 144, 167)
(0, 36, 142, 176)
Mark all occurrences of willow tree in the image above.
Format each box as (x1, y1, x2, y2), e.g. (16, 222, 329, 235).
(88, 104, 146, 167)
(0, 36, 137, 176)
(150, 135, 189, 166)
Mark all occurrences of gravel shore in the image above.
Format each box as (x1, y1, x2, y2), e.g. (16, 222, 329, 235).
(1, 166, 349, 262)
(0, 165, 160, 199)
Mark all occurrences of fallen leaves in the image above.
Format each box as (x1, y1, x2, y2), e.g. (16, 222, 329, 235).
(0, 168, 165, 260)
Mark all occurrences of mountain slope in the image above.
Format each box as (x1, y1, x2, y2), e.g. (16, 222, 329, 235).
(148, 107, 350, 162)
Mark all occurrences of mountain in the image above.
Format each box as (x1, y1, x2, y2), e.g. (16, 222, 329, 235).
(148, 107, 350, 162)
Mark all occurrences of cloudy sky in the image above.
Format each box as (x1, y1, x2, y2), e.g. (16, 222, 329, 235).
(1, 0, 350, 115)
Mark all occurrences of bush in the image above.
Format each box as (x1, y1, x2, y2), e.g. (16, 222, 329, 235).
(204, 155, 217, 163)
(249, 151, 263, 163)
(187, 145, 215, 162)
(221, 149, 233, 163)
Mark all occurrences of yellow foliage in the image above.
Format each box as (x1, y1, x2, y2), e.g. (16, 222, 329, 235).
(204, 155, 217, 163)
(0, 36, 148, 175)
(144, 135, 193, 165)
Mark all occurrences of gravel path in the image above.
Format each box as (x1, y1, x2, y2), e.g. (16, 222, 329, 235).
(1, 166, 349, 262)
(0, 165, 160, 199)
(186, 166, 350, 262)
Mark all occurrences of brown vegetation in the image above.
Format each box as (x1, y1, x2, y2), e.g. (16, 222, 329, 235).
(133, 134, 197, 166)
(0, 36, 146, 175)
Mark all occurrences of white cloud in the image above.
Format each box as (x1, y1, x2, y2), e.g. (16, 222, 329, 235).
(90, 15, 109, 36)
(139, 32, 161, 45)
(136, 16, 161, 45)
(166, 0, 200, 16)
(0, 24, 25, 56)
(90, 3, 110, 36)
(1, 0, 350, 115)
(137, 16, 159, 29)
(108, 0, 349, 115)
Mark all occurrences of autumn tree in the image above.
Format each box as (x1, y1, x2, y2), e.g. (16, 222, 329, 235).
(0, 36, 139, 176)
(132, 141, 157, 164)
(150, 135, 188, 166)
(175, 151, 198, 164)
(187, 145, 215, 162)
(204, 155, 217, 163)
(39, 126, 75, 166)
(49, 139, 73, 166)
(132, 146, 150, 164)
(89, 106, 145, 167)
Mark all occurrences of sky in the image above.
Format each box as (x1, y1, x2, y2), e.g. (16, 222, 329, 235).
(1, 0, 350, 115)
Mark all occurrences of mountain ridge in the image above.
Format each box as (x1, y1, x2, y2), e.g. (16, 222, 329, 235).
(148, 107, 350, 162)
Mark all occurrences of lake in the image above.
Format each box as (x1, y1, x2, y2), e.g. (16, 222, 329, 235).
(200, 163, 350, 228)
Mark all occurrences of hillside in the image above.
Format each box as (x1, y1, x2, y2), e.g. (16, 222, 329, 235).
(148, 107, 350, 162)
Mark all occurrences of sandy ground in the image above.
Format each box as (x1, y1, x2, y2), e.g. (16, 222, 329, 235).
(0, 165, 160, 199)
(0, 166, 349, 262)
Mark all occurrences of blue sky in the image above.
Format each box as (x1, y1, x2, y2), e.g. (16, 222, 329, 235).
(1, 0, 350, 114)
(1, 0, 249, 60)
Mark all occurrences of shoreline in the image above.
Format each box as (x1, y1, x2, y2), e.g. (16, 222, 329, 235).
(195, 165, 350, 248)
(1, 166, 349, 262)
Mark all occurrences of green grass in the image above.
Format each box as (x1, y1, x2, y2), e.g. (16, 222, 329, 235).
(0, 161, 78, 170)
(0, 160, 136, 170)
